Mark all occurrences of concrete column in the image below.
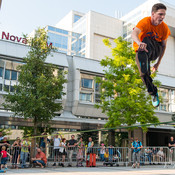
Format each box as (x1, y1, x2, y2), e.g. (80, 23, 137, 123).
(98, 131, 102, 144)
(108, 130, 115, 146)
(133, 128, 147, 146)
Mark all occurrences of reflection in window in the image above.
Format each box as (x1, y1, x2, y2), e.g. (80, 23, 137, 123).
(74, 15, 81, 23)
(95, 93, 101, 103)
(95, 82, 100, 92)
(81, 79, 93, 89)
(4, 85, 10, 92)
(11, 71, 17, 80)
(10, 86, 15, 92)
(79, 93, 92, 102)
(0, 84, 2, 91)
(0, 67, 3, 78)
(5, 69, 10, 80)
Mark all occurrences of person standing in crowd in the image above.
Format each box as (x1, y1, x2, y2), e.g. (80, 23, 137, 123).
(131, 137, 143, 168)
(40, 133, 50, 153)
(100, 143, 105, 161)
(157, 147, 165, 163)
(131, 3, 170, 107)
(168, 136, 175, 163)
(0, 145, 12, 170)
(67, 135, 77, 167)
(152, 147, 158, 165)
(108, 145, 114, 164)
(0, 137, 10, 151)
(86, 137, 96, 167)
(104, 148, 109, 164)
(20, 137, 31, 168)
(59, 138, 67, 167)
(12, 137, 21, 169)
(0, 134, 8, 173)
(144, 147, 152, 165)
(76, 137, 85, 167)
(31, 148, 47, 168)
(52, 133, 62, 166)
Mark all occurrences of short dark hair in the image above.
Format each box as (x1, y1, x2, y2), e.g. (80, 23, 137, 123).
(152, 3, 167, 12)
(62, 138, 66, 142)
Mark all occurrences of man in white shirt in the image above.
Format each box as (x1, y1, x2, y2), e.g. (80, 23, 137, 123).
(52, 133, 62, 166)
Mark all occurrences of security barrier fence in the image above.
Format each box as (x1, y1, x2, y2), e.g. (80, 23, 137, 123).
(1, 146, 175, 168)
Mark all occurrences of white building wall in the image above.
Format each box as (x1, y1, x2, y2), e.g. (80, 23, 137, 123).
(55, 10, 84, 31)
(158, 36, 175, 76)
(85, 11, 123, 60)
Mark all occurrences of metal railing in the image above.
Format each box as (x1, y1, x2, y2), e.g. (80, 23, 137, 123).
(2, 146, 174, 168)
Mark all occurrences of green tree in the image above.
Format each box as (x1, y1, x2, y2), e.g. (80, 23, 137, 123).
(77, 131, 99, 146)
(95, 37, 160, 143)
(3, 28, 67, 138)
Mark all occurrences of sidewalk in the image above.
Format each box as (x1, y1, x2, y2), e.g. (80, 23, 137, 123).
(2, 165, 175, 175)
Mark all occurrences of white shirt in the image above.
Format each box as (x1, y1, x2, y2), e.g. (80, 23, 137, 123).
(54, 138, 61, 149)
(59, 142, 66, 153)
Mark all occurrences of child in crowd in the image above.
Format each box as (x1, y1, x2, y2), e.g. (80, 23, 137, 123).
(103, 148, 109, 165)
(1, 145, 12, 170)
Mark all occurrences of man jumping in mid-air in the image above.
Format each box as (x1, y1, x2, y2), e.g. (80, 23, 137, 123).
(132, 3, 171, 107)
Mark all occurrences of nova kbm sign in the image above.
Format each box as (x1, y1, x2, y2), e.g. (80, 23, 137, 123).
(1, 31, 53, 48)
(1, 31, 28, 44)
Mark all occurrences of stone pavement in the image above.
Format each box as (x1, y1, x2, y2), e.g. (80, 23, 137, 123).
(2, 165, 175, 175)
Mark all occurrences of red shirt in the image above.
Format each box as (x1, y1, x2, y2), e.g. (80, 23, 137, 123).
(1, 150, 7, 158)
(36, 152, 47, 164)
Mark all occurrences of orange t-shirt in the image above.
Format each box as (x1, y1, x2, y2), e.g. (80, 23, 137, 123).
(36, 152, 47, 164)
(133, 16, 171, 51)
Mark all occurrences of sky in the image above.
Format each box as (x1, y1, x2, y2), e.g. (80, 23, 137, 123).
(0, 0, 175, 37)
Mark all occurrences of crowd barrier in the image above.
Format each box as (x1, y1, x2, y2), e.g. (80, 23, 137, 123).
(2, 146, 175, 168)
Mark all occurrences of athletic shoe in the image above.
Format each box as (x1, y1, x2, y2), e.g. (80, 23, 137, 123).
(152, 92, 160, 107)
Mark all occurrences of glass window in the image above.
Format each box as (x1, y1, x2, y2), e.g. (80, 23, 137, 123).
(11, 71, 17, 80)
(10, 126, 16, 129)
(95, 93, 101, 103)
(5, 69, 11, 80)
(0, 84, 2, 91)
(4, 125, 9, 129)
(81, 79, 93, 89)
(0, 125, 4, 129)
(0, 67, 3, 78)
(79, 93, 92, 102)
(10, 86, 15, 92)
(4, 85, 10, 92)
(95, 82, 100, 92)
(74, 15, 81, 23)
(160, 104, 167, 111)
(48, 26, 56, 32)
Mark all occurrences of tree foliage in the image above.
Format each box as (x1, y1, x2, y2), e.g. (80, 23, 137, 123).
(95, 37, 160, 131)
(3, 28, 67, 135)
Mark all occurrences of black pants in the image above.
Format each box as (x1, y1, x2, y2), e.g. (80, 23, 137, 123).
(136, 37, 162, 95)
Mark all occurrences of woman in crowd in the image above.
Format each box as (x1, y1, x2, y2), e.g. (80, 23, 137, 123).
(12, 137, 21, 169)
(59, 138, 67, 167)
(76, 137, 85, 167)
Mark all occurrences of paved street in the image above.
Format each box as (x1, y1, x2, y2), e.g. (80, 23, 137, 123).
(2, 165, 175, 175)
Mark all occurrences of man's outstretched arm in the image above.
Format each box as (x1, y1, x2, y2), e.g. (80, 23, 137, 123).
(131, 27, 148, 52)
